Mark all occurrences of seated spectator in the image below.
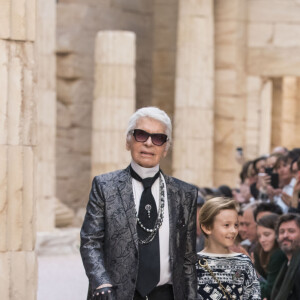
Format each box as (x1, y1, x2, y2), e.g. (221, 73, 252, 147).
(271, 214, 300, 300)
(254, 214, 287, 300)
(253, 202, 283, 222)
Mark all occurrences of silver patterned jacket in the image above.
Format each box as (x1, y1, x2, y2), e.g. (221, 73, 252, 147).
(80, 166, 198, 300)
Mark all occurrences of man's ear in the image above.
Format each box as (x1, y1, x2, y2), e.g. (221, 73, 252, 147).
(200, 224, 211, 236)
(126, 140, 131, 151)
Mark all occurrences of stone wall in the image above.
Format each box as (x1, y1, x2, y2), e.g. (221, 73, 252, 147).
(0, 0, 38, 298)
(56, 0, 154, 213)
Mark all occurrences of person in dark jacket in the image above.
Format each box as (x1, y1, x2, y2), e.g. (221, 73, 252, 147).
(271, 213, 300, 300)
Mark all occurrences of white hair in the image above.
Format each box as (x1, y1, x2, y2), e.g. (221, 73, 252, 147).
(126, 106, 172, 149)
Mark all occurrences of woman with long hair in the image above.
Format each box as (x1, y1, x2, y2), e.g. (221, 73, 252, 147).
(255, 213, 287, 300)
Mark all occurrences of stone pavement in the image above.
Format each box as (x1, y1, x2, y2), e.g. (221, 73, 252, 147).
(37, 228, 88, 300)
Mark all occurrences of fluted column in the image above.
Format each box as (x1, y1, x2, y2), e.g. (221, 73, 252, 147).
(0, 0, 37, 299)
(92, 31, 136, 177)
(172, 0, 214, 187)
(214, 0, 247, 186)
(36, 0, 56, 231)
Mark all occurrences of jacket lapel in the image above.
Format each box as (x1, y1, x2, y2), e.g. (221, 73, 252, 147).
(117, 166, 138, 250)
(164, 174, 180, 262)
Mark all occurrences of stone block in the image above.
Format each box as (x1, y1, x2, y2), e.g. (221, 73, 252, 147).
(38, 125, 55, 161)
(152, 50, 176, 76)
(248, 0, 300, 23)
(0, 253, 9, 299)
(7, 146, 23, 251)
(95, 31, 136, 65)
(112, 0, 153, 14)
(23, 63, 37, 147)
(57, 101, 72, 128)
(0, 0, 10, 38)
(274, 24, 300, 48)
(153, 27, 177, 50)
(215, 96, 238, 119)
(37, 160, 55, 198)
(11, 0, 26, 40)
(7, 46, 22, 146)
(10, 251, 37, 300)
(178, 0, 213, 17)
(71, 103, 92, 128)
(172, 138, 214, 187)
(71, 128, 91, 154)
(0, 145, 7, 251)
(23, 146, 35, 251)
(214, 169, 237, 188)
(26, 0, 36, 41)
(57, 78, 93, 105)
(247, 48, 300, 77)
(174, 108, 214, 140)
(283, 76, 298, 99)
(94, 65, 135, 98)
(93, 97, 134, 131)
(57, 53, 92, 80)
(215, 0, 246, 21)
(0, 40, 8, 145)
(36, 54, 56, 90)
(154, 3, 177, 31)
(38, 90, 56, 127)
(247, 23, 273, 48)
(215, 69, 245, 96)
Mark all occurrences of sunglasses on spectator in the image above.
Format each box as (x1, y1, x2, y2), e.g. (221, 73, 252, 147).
(131, 129, 168, 146)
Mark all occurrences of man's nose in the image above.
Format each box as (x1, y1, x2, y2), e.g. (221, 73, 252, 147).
(144, 136, 153, 146)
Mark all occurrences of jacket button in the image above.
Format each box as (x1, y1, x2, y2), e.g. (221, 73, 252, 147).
(131, 278, 135, 283)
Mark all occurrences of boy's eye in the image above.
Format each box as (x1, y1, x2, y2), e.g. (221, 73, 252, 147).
(234, 223, 239, 228)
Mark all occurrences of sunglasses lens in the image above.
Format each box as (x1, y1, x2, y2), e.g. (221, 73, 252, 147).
(133, 129, 149, 142)
(151, 134, 167, 146)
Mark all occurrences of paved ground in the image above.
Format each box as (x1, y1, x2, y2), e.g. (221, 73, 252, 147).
(37, 253, 89, 300)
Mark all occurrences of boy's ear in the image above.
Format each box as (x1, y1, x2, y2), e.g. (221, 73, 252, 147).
(200, 224, 211, 236)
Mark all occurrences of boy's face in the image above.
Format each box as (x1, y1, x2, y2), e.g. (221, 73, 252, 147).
(202, 209, 239, 253)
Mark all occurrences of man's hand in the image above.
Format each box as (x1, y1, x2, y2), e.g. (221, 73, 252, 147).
(93, 285, 114, 300)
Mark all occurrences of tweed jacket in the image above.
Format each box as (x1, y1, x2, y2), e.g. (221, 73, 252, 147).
(80, 166, 198, 300)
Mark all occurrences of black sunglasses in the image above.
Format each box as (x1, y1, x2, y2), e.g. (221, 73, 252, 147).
(132, 129, 168, 146)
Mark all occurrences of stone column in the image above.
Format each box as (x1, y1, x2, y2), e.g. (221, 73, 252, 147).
(0, 1, 37, 299)
(246, 77, 272, 158)
(152, 0, 179, 174)
(172, 0, 214, 187)
(91, 31, 136, 177)
(281, 77, 298, 149)
(36, 0, 56, 231)
(214, 0, 247, 186)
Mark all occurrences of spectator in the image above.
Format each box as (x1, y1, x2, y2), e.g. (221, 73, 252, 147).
(271, 214, 300, 300)
(254, 214, 287, 300)
(253, 202, 283, 222)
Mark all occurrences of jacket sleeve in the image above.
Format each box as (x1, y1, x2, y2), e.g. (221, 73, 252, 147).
(80, 176, 112, 292)
(184, 187, 198, 300)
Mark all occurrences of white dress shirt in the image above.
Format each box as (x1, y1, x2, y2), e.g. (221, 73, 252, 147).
(131, 160, 172, 286)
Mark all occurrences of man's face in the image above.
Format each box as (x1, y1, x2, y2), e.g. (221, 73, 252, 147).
(126, 117, 168, 168)
(256, 159, 266, 174)
(277, 160, 293, 186)
(278, 220, 300, 256)
(243, 208, 257, 243)
(238, 214, 247, 240)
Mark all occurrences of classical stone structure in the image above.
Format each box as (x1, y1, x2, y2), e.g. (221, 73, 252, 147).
(55, 0, 300, 213)
(0, 0, 38, 298)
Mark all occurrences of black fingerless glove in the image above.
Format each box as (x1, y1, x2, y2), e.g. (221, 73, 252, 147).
(93, 287, 114, 300)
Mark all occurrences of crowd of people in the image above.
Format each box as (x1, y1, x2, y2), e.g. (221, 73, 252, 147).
(196, 147, 300, 300)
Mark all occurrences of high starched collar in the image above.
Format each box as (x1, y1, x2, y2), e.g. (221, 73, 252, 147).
(130, 160, 159, 179)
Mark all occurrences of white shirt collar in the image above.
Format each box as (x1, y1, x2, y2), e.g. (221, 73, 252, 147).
(130, 160, 159, 179)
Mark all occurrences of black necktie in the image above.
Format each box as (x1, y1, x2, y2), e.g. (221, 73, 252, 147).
(130, 166, 160, 297)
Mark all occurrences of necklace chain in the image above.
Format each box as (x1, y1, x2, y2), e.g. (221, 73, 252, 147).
(136, 174, 165, 244)
(198, 258, 233, 300)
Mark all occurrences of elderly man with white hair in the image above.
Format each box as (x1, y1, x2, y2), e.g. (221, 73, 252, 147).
(80, 107, 198, 300)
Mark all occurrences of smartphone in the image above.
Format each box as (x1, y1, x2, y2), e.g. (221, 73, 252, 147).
(270, 173, 279, 189)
